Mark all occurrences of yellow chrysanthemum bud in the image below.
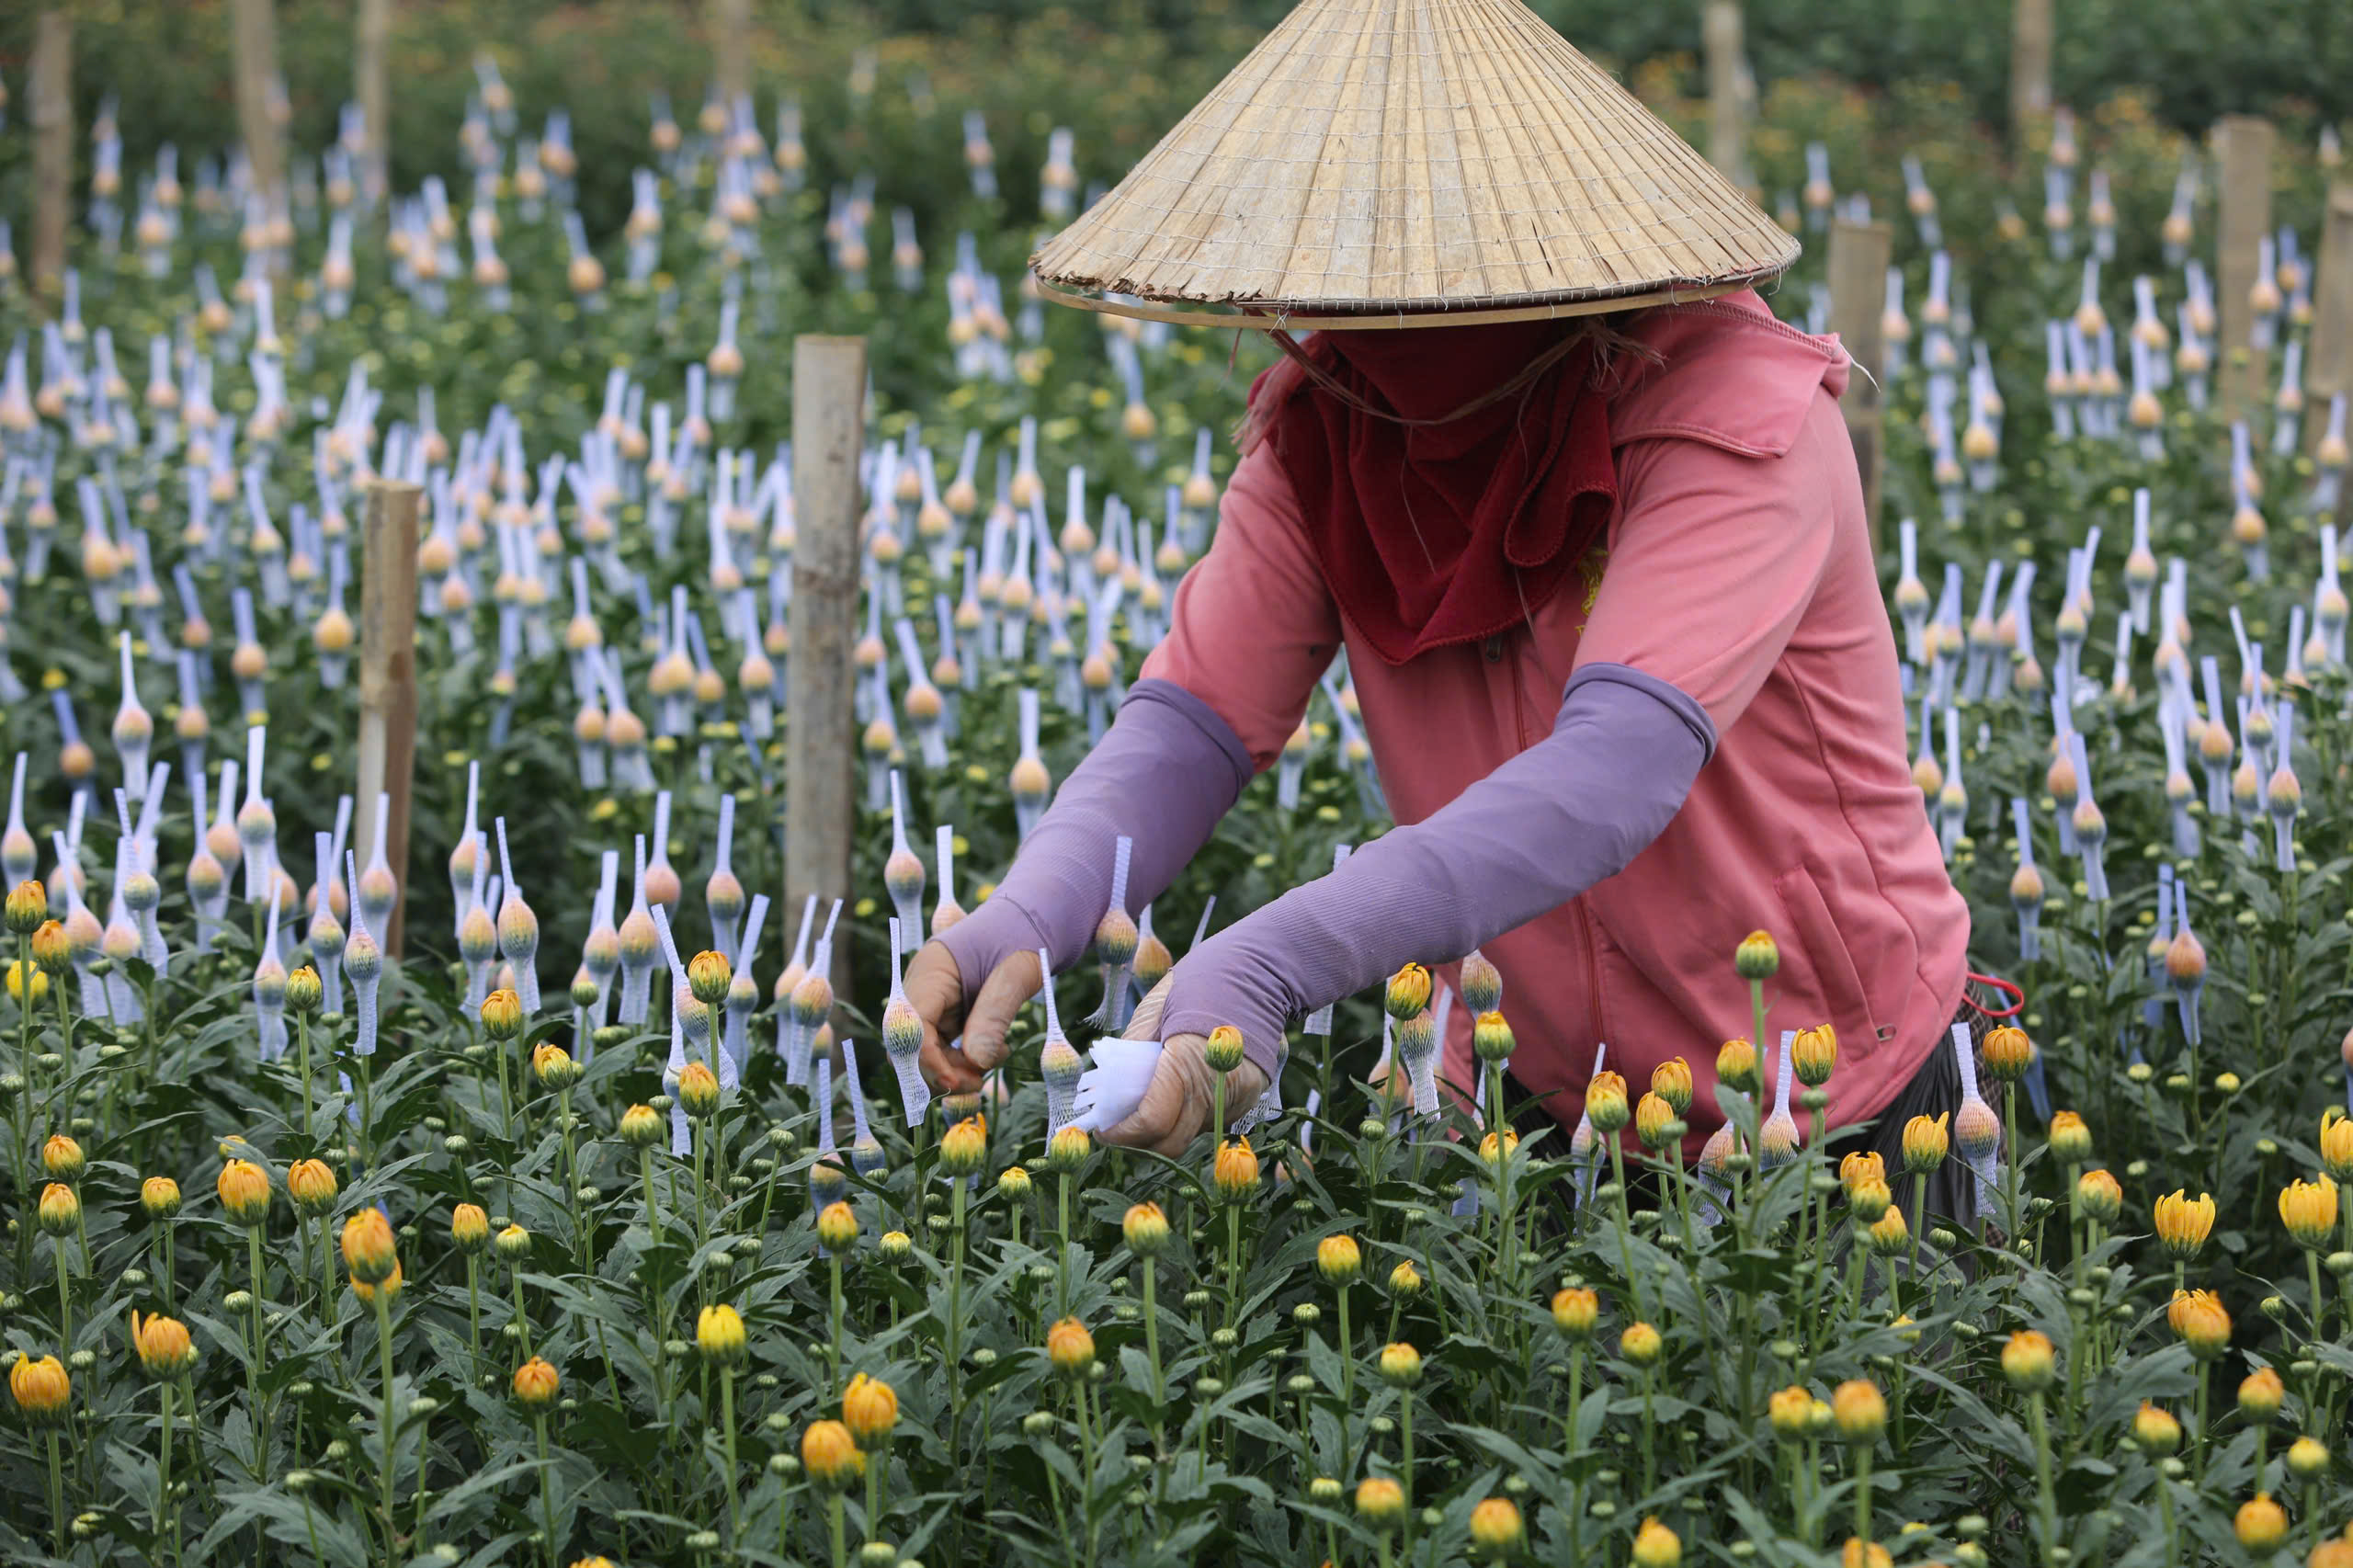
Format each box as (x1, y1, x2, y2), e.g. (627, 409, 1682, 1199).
(131, 1312, 196, 1377)
(1833, 1378, 1886, 1441)
(817, 1200, 859, 1255)
(450, 1203, 490, 1254)
(1631, 1516, 1682, 1568)
(341, 1208, 398, 1285)
(1317, 1233, 1361, 1285)
(2046, 1111, 2092, 1163)
(697, 1304, 747, 1367)
(1468, 1497, 1523, 1560)
(8, 1355, 71, 1426)
(1734, 930, 1779, 981)
(1213, 1137, 1260, 1200)
(1383, 963, 1432, 1021)
(1046, 1317, 1096, 1378)
(801, 1419, 864, 1489)
(141, 1176, 181, 1218)
(1791, 1026, 1836, 1086)
(1620, 1322, 1663, 1367)
(1902, 1113, 1949, 1174)
(513, 1357, 561, 1408)
(2132, 1403, 2181, 1454)
(1355, 1477, 1406, 1530)
(1586, 1070, 1630, 1133)
(480, 988, 524, 1040)
(2002, 1330, 2055, 1392)
(1650, 1057, 1693, 1116)
(1552, 1287, 1598, 1340)
(2154, 1190, 2216, 1258)
(2075, 1168, 2122, 1224)
(2279, 1176, 2339, 1249)
(843, 1372, 898, 1449)
(1123, 1201, 1169, 1256)
(217, 1159, 271, 1226)
(2168, 1289, 2232, 1358)
(287, 1158, 338, 1217)
(1378, 1342, 1422, 1387)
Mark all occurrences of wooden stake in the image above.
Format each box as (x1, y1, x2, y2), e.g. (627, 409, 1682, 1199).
(1828, 218, 1893, 551)
(231, 0, 289, 286)
(1702, 0, 1751, 193)
(356, 0, 394, 208)
(28, 7, 72, 307)
(711, 0, 754, 108)
(787, 337, 867, 996)
(356, 481, 422, 958)
(2216, 115, 2277, 426)
(2307, 183, 2353, 467)
(2009, 0, 2053, 148)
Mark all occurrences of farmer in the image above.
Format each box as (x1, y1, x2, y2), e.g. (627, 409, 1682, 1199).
(909, 0, 1973, 1209)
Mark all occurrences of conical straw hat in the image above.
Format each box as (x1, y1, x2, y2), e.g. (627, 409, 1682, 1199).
(1031, 0, 1799, 330)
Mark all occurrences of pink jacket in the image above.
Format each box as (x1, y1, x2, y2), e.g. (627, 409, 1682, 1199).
(1140, 290, 1971, 1142)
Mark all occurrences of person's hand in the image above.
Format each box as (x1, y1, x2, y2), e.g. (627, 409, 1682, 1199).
(1097, 975, 1269, 1155)
(906, 939, 1040, 1097)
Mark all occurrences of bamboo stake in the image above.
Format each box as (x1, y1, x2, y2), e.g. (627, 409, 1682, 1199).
(2216, 116, 2276, 426)
(2307, 184, 2353, 469)
(711, 0, 755, 107)
(1702, 0, 1751, 194)
(1828, 218, 1893, 551)
(787, 338, 868, 1000)
(231, 0, 289, 287)
(2009, 0, 2054, 148)
(356, 482, 423, 958)
(28, 7, 73, 307)
(357, 0, 394, 208)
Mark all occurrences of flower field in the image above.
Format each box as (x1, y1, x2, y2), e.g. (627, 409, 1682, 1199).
(0, 32, 2351, 1568)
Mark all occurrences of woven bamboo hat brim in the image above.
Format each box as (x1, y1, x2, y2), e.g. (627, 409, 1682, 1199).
(1030, 0, 1799, 330)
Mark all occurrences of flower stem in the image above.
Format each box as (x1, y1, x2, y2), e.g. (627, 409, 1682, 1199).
(719, 1369, 739, 1548)
(374, 1289, 399, 1568)
(247, 1226, 268, 1472)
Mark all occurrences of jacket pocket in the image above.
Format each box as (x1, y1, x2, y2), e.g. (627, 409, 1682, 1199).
(1772, 861, 1878, 1058)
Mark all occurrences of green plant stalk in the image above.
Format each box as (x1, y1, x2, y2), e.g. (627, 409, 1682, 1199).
(949, 1178, 968, 1404)
(246, 1225, 268, 1472)
(1223, 1200, 1243, 1335)
(2026, 1391, 2059, 1560)
(534, 1413, 557, 1568)
(1141, 1256, 1164, 1415)
(640, 1148, 663, 1234)
(2193, 1375, 2211, 1486)
(511, 1267, 535, 1358)
(410, 1400, 432, 1541)
(865, 1439, 888, 1543)
(1057, 1172, 1074, 1321)
(559, 1093, 586, 1275)
(1399, 1387, 1415, 1558)
(45, 1429, 64, 1557)
(1641, 1366, 1658, 1501)
(1854, 1441, 1872, 1557)
(1336, 1281, 1354, 1414)
(1910, 1171, 1927, 1287)
(463, 1256, 483, 1374)
(52, 1235, 73, 1348)
(827, 1492, 847, 1568)
(829, 1256, 845, 1396)
(295, 1009, 314, 1144)
(374, 1288, 399, 1568)
(157, 1379, 177, 1568)
(1606, 1137, 1642, 1320)
(2309, 1251, 2327, 1341)
(719, 1367, 740, 1548)
(2004, 1083, 2022, 1241)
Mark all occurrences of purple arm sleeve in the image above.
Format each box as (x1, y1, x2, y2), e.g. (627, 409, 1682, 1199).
(1155, 664, 1718, 1078)
(933, 677, 1253, 991)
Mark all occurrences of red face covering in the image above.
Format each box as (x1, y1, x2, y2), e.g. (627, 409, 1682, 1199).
(1254, 320, 1618, 666)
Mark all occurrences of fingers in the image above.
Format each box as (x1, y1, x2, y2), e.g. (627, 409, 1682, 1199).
(960, 949, 1044, 1072)
(904, 943, 972, 1090)
(1103, 1039, 1202, 1156)
(918, 1037, 983, 1096)
(1124, 973, 1174, 1041)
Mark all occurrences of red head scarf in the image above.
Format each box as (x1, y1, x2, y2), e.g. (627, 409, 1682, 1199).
(1249, 319, 1618, 666)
